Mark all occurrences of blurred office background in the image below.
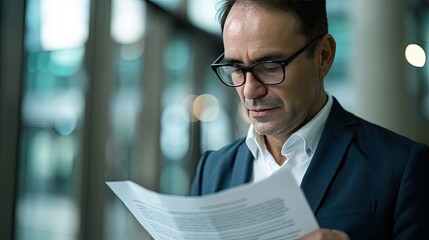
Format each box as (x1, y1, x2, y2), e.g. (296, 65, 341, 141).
(0, 0, 428, 239)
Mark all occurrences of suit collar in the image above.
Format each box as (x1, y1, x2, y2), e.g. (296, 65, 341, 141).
(300, 98, 358, 213)
(230, 98, 358, 213)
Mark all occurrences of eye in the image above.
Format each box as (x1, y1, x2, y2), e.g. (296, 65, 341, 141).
(230, 66, 243, 75)
(259, 62, 282, 73)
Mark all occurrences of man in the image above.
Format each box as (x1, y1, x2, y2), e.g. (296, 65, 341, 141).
(191, 0, 429, 239)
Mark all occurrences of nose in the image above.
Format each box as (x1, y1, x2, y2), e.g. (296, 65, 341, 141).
(243, 72, 267, 99)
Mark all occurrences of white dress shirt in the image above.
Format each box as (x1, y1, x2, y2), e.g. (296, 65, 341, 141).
(246, 94, 333, 186)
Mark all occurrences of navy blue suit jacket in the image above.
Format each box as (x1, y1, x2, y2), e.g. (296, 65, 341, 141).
(191, 98, 429, 239)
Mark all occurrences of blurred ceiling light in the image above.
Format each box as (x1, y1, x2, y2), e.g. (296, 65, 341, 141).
(160, 104, 190, 161)
(50, 48, 85, 77)
(54, 115, 78, 136)
(22, 90, 84, 129)
(149, 0, 181, 13)
(111, 0, 146, 44)
(405, 44, 426, 68)
(120, 44, 144, 60)
(40, 0, 89, 50)
(164, 38, 190, 72)
(188, 0, 220, 35)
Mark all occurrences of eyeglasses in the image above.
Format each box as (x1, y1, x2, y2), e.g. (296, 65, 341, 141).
(210, 37, 321, 87)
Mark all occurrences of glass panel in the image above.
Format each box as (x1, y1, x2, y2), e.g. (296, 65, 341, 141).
(200, 68, 239, 152)
(325, 0, 354, 108)
(104, 0, 150, 239)
(423, 10, 429, 120)
(15, 0, 90, 239)
(409, 7, 429, 120)
(418, 9, 429, 120)
(103, 0, 222, 237)
(160, 35, 193, 195)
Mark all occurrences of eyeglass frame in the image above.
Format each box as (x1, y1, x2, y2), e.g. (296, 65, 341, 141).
(210, 35, 323, 87)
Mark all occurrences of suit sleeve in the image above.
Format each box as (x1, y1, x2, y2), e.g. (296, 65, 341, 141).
(393, 143, 429, 239)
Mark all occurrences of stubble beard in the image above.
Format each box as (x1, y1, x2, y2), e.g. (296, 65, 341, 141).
(251, 117, 286, 137)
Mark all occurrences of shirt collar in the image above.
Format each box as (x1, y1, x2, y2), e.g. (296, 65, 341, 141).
(245, 125, 263, 159)
(246, 94, 333, 159)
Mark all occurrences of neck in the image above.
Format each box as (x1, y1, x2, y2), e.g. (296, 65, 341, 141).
(264, 93, 328, 165)
(264, 135, 287, 165)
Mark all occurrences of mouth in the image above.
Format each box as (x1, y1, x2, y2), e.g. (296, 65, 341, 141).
(248, 107, 277, 118)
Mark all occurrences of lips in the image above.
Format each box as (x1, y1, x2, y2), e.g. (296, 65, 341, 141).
(248, 107, 277, 117)
(245, 99, 282, 118)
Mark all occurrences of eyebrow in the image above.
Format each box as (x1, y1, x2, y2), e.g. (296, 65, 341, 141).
(223, 53, 288, 65)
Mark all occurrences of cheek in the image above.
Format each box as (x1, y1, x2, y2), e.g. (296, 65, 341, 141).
(235, 87, 245, 102)
(277, 67, 319, 107)
(287, 62, 319, 92)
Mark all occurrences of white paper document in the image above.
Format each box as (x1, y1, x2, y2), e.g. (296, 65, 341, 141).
(107, 168, 319, 240)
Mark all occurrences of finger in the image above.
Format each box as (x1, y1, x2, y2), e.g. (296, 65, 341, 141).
(330, 229, 350, 240)
(298, 229, 350, 240)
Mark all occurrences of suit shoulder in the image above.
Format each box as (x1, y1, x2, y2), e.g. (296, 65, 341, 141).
(191, 137, 251, 195)
(202, 137, 247, 163)
(342, 114, 429, 163)
(327, 101, 428, 158)
(354, 116, 425, 147)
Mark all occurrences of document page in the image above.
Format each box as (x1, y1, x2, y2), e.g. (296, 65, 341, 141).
(107, 167, 319, 240)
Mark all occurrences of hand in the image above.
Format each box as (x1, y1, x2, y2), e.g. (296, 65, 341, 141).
(298, 229, 350, 240)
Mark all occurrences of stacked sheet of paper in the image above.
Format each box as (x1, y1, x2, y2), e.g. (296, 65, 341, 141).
(107, 167, 318, 240)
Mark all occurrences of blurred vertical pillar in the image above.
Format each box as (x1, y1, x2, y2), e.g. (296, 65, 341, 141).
(80, 0, 114, 239)
(352, 0, 429, 144)
(134, 4, 171, 191)
(0, 0, 25, 239)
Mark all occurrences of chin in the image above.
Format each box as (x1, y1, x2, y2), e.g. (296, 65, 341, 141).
(252, 116, 295, 136)
(253, 123, 282, 136)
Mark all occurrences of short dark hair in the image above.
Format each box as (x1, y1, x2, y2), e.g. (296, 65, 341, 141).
(217, 0, 328, 55)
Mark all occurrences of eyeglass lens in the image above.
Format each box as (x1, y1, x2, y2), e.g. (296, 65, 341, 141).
(217, 62, 284, 86)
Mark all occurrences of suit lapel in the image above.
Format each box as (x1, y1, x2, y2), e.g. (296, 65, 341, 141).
(230, 141, 254, 187)
(300, 98, 357, 213)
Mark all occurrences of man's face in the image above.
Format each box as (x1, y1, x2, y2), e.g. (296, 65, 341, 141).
(223, 3, 327, 140)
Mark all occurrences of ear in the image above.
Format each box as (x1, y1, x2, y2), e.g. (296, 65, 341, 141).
(318, 34, 336, 78)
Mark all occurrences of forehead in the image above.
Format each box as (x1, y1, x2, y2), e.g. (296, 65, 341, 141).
(223, 3, 304, 61)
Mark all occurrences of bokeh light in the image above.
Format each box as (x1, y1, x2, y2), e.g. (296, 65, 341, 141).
(405, 44, 426, 68)
(193, 94, 220, 122)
